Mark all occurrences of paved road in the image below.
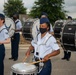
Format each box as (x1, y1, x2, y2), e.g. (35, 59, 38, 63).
(4, 43, 76, 75)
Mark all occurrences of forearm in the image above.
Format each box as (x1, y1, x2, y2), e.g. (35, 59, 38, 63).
(25, 45, 34, 57)
(43, 49, 60, 62)
(47, 49, 60, 58)
(28, 45, 34, 52)
(0, 38, 10, 44)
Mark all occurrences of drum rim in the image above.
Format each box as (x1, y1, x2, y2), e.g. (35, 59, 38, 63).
(11, 63, 37, 74)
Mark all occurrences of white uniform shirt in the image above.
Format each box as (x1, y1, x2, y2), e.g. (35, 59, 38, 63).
(0, 25, 9, 41)
(15, 19, 22, 33)
(31, 32, 59, 58)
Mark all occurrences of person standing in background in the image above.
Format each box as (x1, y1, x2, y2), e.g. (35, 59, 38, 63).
(0, 13, 10, 75)
(9, 14, 22, 61)
(62, 16, 72, 61)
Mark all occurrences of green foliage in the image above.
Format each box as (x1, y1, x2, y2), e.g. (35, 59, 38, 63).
(4, 0, 27, 17)
(29, 0, 66, 24)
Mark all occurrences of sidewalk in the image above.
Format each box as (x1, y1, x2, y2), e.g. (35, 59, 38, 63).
(4, 43, 76, 75)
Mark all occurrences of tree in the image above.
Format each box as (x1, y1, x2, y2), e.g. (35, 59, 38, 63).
(29, 0, 66, 24)
(4, 0, 27, 17)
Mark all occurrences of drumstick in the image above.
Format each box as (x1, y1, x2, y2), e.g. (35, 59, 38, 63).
(28, 60, 44, 65)
(22, 56, 27, 62)
(28, 58, 51, 65)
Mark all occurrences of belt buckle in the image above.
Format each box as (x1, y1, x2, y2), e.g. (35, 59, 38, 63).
(34, 56, 42, 61)
(35, 57, 39, 61)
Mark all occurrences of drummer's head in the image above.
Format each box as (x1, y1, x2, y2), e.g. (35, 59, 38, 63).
(0, 13, 5, 24)
(41, 12, 48, 18)
(40, 17, 50, 34)
(13, 14, 19, 21)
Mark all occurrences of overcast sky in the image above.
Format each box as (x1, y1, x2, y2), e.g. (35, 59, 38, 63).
(0, 0, 76, 18)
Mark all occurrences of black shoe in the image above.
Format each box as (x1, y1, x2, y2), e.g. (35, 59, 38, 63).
(13, 58, 18, 61)
(61, 51, 68, 60)
(66, 58, 70, 61)
(61, 57, 66, 60)
(9, 57, 14, 60)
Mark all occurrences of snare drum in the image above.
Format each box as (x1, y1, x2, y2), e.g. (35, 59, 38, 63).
(11, 63, 37, 75)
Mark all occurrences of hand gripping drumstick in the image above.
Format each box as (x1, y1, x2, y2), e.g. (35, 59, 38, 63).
(28, 58, 51, 65)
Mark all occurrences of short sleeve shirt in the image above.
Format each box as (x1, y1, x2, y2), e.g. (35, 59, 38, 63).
(0, 25, 9, 41)
(31, 32, 59, 58)
(15, 19, 22, 30)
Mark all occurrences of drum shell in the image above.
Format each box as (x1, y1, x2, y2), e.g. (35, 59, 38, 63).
(22, 18, 39, 40)
(54, 22, 63, 38)
(22, 22, 33, 40)
(61, 22, 76, 51)
(11, 63, 37, 75)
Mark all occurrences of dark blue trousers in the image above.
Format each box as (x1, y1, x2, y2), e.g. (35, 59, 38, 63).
(0, 44, 5, 75)
(11, 33, 20, 60)
(39, 60, 52, 75)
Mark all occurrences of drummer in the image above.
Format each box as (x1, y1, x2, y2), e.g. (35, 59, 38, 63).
(61, 16, 72, 61)
(0, 13, 10, 75)
(26, 17, 60, 75)
(9, 14, 22, 61)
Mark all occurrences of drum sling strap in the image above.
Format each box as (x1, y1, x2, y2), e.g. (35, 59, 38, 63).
(5, 24, 11, 31)
(0, 28, 7, 33)
(15, 21, 19, 25)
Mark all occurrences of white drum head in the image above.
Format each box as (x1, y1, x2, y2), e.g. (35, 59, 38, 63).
(5, 17, 15, 37)
(11, 63, 37, 74)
